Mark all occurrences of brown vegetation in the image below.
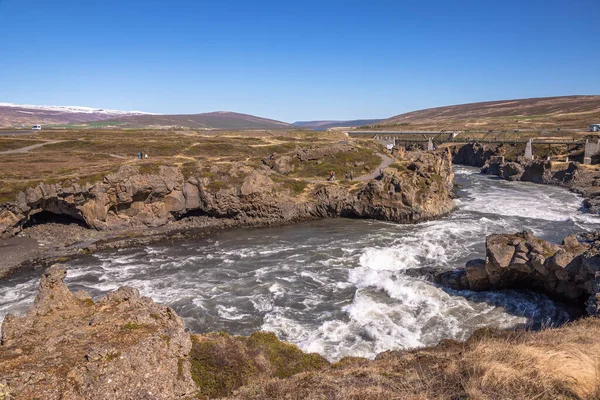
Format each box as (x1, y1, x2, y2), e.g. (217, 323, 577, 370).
(230, 318, 600, 400)
(372, 95, 600, 131)
(0, 129, 376, 204)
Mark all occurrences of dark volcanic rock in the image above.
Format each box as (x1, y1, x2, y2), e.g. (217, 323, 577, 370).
(435, 231, 600, 315)
(453, 143, 498, 167)
(498, 162, 524, 180)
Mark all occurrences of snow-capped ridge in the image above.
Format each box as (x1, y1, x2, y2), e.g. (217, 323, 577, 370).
(0, 102, 154, 116)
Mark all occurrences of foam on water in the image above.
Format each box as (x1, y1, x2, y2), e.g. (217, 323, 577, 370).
(1, 166, 599, 361)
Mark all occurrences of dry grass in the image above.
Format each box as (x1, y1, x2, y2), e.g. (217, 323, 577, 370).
(0, 138, 45, 151)
(229, 318, 600, 400)
(0, 129, 386, 203)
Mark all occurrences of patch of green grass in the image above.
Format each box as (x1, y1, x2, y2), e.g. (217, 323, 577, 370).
(137, 163, 161, 175)
(122, 322, 144, 330)
(389, 162, 408, 171)
(244, 331, 329, 379)
(188, 331, 329, 398)
(272, 176, 308, 195)
(105, 351, 121, 362)
(177, 358, 185, 378)
(290, 147, 381, 179)
(190, 334, 258, 398)
(206, 180, 228, 191)
(83, 298, 94, 307)
(180, 161, 200, 178)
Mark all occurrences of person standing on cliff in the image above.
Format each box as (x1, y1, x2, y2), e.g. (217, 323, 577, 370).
(350, 171, 353, 181)
(345, 172, 348, 180)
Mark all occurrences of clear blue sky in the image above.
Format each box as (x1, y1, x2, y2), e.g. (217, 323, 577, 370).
(0, 0, 598, 122)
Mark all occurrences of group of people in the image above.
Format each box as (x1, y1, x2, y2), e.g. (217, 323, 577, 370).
(328, 170, 353, 181)
(137, 152, 149, 159)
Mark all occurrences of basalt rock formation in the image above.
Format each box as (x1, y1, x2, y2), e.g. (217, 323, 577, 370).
(436, 231, 600, 315)
(452, 142, 499, 167)
(0, 265, 197, 399)
(0, 149, 455, 239)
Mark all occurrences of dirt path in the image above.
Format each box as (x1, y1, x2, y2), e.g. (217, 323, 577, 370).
(0, 140, 63, 154)
(355, 152, 394, 181)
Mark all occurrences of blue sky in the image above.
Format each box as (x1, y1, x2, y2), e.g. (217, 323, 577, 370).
(0, 0, 598, 122)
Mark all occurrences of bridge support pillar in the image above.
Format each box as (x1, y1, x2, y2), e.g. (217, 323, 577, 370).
(524, 139, 534, 161)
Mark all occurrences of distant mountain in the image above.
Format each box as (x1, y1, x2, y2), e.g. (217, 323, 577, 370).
(104, 111, 291, 130)
(0, 103, 291, 130)
(376, 95, 600, 130)
(293, 119, 383, 130)
(0, 102, 151, 127)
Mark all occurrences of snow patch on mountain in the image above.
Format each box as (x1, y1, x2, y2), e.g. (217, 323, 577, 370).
(0, 102, 154, 116)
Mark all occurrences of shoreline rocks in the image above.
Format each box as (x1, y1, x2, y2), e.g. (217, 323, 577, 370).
(435, 231, 600, 315)
(453, 142, 600, 214)
(0, 150, 455, 239)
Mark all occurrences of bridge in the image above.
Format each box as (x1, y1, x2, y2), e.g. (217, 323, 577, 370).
(346, 130, 585, 146)
(347, 130, 597, 163)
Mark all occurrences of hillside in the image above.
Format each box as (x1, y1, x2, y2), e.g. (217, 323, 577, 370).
(104, 111, 291, 130)
(0, 103, 150, 128)
(293, 119, 383, 130)
(0, 103, 293, 130)
(376, 95, 600, 130)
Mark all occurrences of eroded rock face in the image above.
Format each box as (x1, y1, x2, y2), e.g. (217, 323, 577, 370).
(0, 150, 456, 239)
(0, 265, 196, 400)
(436, 231, 600, 315)
(452, 143, 498, 167)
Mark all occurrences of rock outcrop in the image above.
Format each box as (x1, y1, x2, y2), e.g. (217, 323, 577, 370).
(0, 266, 331, 399)
(436, 231, 600, 315)
(0, 149, 455, 239)
(452, 142, 499, 167)
(0, 265, 196, 399)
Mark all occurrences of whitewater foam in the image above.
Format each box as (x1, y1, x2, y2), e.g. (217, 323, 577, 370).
(1, 166, 599, 361)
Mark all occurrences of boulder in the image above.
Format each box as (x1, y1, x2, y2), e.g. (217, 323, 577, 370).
(435, 231, 600, 315)
(240, 171, 274, 196)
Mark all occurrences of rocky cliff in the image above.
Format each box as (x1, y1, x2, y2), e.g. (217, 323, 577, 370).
(0, 265, 197, 399)
(436, 231, 600, 315)
(452, 142, 499, 167)
(0, 149, 455, 239)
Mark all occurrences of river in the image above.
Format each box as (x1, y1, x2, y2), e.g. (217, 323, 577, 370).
(1, 166, 600, 361)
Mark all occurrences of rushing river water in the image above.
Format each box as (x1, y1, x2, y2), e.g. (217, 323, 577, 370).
(2, 166, 600, 361)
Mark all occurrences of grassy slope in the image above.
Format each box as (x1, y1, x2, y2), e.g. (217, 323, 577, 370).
(371, 95, 600, 131)
(230, 317, 600, 400)
(98, 112, 292, 130)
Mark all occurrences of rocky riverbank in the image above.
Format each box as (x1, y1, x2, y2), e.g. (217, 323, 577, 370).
(2, 262, 599, 399)
(0, 147, 455, 278)
(436, 231, 600, 316)
(453, 142, 600, 213)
